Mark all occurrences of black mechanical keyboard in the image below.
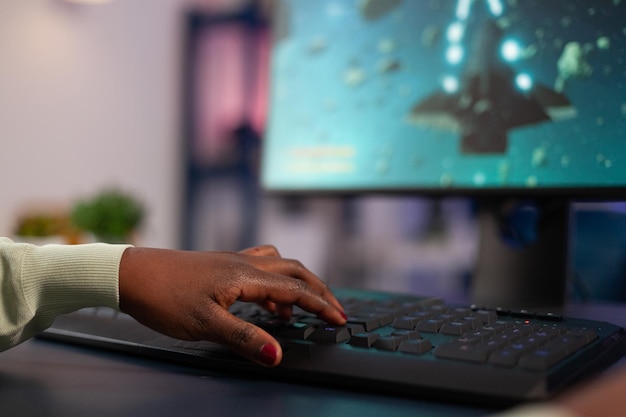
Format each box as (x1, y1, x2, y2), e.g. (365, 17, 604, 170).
(39, 288, 626, 407)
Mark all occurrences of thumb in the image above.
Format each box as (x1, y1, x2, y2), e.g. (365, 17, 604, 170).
(208, 305, 283, 367)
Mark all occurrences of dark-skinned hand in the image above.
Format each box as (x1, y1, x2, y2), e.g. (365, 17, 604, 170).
(118, 245, 346, 367)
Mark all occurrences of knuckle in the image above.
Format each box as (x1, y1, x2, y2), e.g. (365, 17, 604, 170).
(288, 259, 306, 271)
(283, 258, 308, 277)
(186, 309, 214, 340)
(262, 244, 279, 254)
(289, 278, 309, 293)
(228, 324, 257, 349)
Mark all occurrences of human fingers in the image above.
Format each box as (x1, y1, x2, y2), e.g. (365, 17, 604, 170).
(238, 246, 283, 314)
(238, 255, 344, 314)
(237, 246, 341, 321)
(257, 300, 278, 314)
(205, 303, 283, 367)
(237, 248, 344, 316)
(235, 270, 347, 325)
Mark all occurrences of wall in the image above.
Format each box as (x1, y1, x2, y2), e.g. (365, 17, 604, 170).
(0, 0, 477, 299)
(0, 0, 225, 248)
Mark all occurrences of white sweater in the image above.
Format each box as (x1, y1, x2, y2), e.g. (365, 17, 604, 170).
(0, 237, 129, 350)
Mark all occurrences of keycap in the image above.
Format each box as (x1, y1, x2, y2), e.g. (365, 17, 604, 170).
(398, 339, 433, 355)
(463, 329, 495, 341)
(544, 335, 589, 354)
(256, 319, 287, 335)
(518, 346, 569, 371)
(276, 322, 316, 340)
(488, 349, 522, 367)
(308, 326, 351, 344)
(392, 317, 421, 330)
(349, 332, 380, 348)
(345, 323, 366, 335)
(567, 328, 598, 343)
(373, 336, 407, 351)
(441, 321, 474, 336)
(472, 310, 498, 324)
(347, 316, 381, 332)
(417, 319, 446, 333)
(391, 330, 421, 340)
(434, 342, 491, 363)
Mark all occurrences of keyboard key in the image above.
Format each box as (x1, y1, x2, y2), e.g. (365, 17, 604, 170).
(567, 328, 598, 343)
(472, 310, 498, 324)
(299, 317, 325, 326)
(427, 305, 451, 314)
(494, 320, 516, 329)
(373, 336, 406, 351)
(433, 313, 459, 323)
(275, 322, 316, 340)
(399, 339, 433, 355)
(463, 329, 495, 341)
(434, 342, 491, 363)
(481, 323, 506, 333)
(391, 330, 421, 340)
(456, 335, 481, 345)
(392, 317, 420, 330)
(256, 319, 287, 335)
(441, 321, 474, 336)
(500, 328, 526, 340)
(405, 311, 433, 321)
(544, 335, 590, 355)
(488, 347, 524, 367)
(349, 332, 380, 348)
(347, 316, 381, 332)
(491, 333, 521, 345)
(452, 307, 472, 316)
(460, 316, 482, 330)
(345, 323, 366, 335)
(512, 325, 537, 336)
(481, 339, 508, 351)
(518, 346, 569, 371)
(532, 328, 560, 342)
(309, 326, 351, 344)
(352, 308, 395, 325)
(417, 319, 446, 333)
(506, 342, 535, 355)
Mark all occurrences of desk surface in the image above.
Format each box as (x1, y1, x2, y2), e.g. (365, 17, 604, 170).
(0, 340, 491, 417)
(2, 301, 625, 417)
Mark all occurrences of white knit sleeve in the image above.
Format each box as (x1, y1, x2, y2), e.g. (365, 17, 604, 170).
(0, 237, 130, 350)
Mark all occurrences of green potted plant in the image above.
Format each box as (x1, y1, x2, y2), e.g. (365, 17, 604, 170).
(14, 210, 78, 245)
(70, 188, 145, 243)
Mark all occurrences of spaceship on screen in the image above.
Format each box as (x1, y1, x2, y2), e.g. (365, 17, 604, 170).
(409, 6, 576, 154)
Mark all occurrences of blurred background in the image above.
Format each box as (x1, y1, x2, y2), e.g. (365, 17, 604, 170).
(0, 0, 624, 303)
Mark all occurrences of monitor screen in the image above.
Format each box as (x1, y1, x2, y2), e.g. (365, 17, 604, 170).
(262, 0, 626, 196)
(260, 0, 626, 309)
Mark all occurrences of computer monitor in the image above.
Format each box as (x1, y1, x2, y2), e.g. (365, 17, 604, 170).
(261, 0, 626, 309)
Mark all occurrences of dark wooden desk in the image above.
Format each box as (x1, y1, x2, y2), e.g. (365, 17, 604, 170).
(0, 339, 490, 417)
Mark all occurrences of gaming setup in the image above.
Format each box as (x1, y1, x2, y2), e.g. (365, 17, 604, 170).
(41, 0, 626, 409)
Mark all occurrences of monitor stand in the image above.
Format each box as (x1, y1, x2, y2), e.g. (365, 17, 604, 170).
(470, 198, 572, 312)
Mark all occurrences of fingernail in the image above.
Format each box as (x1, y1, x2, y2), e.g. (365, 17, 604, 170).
(340, 311, 348, 320)
(259, 343, 278, 366)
